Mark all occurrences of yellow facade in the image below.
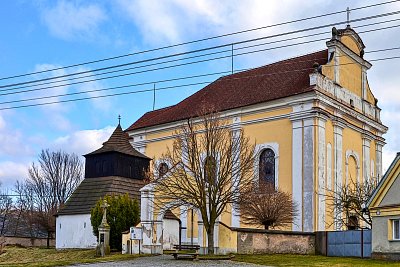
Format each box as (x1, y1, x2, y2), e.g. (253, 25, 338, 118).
(129, 27, 387, 254)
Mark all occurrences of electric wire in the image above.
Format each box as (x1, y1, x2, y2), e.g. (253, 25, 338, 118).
(1, 55, 399, 111)
(1, 6, 400, 91)
(1, 19, 399, 97)
(1, 0, 398, 82)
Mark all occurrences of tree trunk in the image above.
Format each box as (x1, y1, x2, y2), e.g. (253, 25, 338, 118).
(264, 224, 269, 230)
(207, 224, 215, 255)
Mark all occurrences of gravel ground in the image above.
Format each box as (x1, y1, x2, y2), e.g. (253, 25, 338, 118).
(69, 255, 264, 267)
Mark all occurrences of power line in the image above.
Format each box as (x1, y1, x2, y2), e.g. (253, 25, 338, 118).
(2, 9, 400, 91)
(1, 55, 399, 111)
(1, 0, 398, 82)
(1, 0, 399, 85)
(1, 19, 399, 97)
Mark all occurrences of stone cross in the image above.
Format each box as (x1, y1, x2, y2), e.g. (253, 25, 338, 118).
(100, 199, 110, 227)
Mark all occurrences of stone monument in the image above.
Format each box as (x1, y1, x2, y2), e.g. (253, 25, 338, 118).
(98, 199, 110, 256)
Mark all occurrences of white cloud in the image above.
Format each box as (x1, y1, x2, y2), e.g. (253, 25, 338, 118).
(0, 115, 33, 158)
(52, 126, 115, 156)
(0, 161, 30, 189)
(42, 0, 107, 41)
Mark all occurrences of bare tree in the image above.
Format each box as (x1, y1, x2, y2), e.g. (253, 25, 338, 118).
(324, 177, 378, 230)
(150, 108, 256, 254)
(239, 182, 298, 230)
(16, 149, 83, 247)
(0, 183, 13, 236)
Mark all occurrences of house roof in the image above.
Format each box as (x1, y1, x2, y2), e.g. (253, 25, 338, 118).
(127, 50, 328, 131)
(57, 176, 145, 216)
(85, 124, 149, 159)
(367, 152, 400, 208)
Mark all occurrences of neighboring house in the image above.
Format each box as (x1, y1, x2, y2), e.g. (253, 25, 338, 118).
(368, 152, 400, 260)
(125, 26, 387, 254)
(55, 123, 150, 249)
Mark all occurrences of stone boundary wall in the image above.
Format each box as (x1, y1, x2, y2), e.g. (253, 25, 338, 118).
(3, 236, 55, 247)
(234, 228, 315, 255)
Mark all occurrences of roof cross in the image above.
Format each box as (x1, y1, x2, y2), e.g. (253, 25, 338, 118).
(118, 114, 121, 125)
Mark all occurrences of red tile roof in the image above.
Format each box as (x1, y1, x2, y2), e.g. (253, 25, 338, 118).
(127, 50, 328, 131)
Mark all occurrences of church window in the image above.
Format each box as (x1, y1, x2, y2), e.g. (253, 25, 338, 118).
(158, 163, 169, 177)
(347, 215, 359, 230)
(259, 148, 275, 186)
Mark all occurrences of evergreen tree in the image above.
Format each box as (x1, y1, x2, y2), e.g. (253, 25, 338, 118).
(91, 194, 140, 250)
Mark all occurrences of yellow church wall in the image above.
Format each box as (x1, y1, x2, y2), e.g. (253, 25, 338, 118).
(325, 119, 335, 230)
(338, 54, 362, 98)
(219, 224, 237, 251)
(242, 118, 293, 193)
(145, 138, 174, 161)
(241, 107, 292, 122)
(342, 127, 363, 183)
(341, 36, 361, 55)
(366, 81, 375, 105)
(321, 57, 335, 82)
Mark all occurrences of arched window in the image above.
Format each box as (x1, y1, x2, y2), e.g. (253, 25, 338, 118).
(259, 148, 275, 186)
(158, 162, 169, 177)
(204, 156, 217, 184)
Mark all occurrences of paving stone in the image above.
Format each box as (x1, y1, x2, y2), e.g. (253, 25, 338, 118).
(69, 254, 265, 267)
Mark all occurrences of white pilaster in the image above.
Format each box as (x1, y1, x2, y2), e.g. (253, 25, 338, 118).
(376, 142, 383, 181)
(303, 118, 315, 232)
(140, 184, 155, 253)
(333, 122, 344, 230)
(180, 206, 188, 243)
(292, 120, 303, 231)
(362, 137, 371, 183)
(231, 129, 241, 228)
(317, 118, 326, 231)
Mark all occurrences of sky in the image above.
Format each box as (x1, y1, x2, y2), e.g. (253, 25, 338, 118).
(0, 0, 400, 190)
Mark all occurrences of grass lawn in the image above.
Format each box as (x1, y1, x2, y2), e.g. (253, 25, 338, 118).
(233, 254, 400, 267)
(0, 246, 141, 267)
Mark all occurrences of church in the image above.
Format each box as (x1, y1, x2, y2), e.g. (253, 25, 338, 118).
(125, 26, 387, 254)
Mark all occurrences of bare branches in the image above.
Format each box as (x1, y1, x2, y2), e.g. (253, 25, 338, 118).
(239, 182, 298, 230)
(149, 107, 256, 254)
(15, 149, 83, 247)
(323, 177, 378, 230)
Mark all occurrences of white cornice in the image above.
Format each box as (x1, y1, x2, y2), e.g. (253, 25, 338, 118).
(127, 91, 316, 138)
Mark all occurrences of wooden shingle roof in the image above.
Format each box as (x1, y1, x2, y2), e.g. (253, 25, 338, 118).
(127, 50, 328, 131)
(85, 124, 149, 159)
(57, 176, 145, 216)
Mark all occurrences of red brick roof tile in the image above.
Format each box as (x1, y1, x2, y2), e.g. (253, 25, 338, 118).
(127, 50, 327, 131)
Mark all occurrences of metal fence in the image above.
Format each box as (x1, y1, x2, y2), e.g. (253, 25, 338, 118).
(322, 230, 371, 258)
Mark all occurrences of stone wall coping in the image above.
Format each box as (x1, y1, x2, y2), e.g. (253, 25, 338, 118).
(231, 227, 315, 236)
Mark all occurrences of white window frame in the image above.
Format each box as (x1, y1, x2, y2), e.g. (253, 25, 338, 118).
(254, 142, 279, 189)
(393, 219, 400, 240)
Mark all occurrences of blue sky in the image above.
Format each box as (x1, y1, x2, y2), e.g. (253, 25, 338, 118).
(0, 0, 400, 189)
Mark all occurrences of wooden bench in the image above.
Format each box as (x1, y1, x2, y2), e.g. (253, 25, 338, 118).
(171, 244, 200, 260)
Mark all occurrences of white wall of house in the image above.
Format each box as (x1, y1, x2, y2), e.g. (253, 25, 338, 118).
(56, 214, 97, 249)
(162, 219, 180, 250)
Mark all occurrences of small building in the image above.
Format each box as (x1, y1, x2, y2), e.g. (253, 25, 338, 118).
(56, 123, 150, 249)
(368, 152, 400, 260)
